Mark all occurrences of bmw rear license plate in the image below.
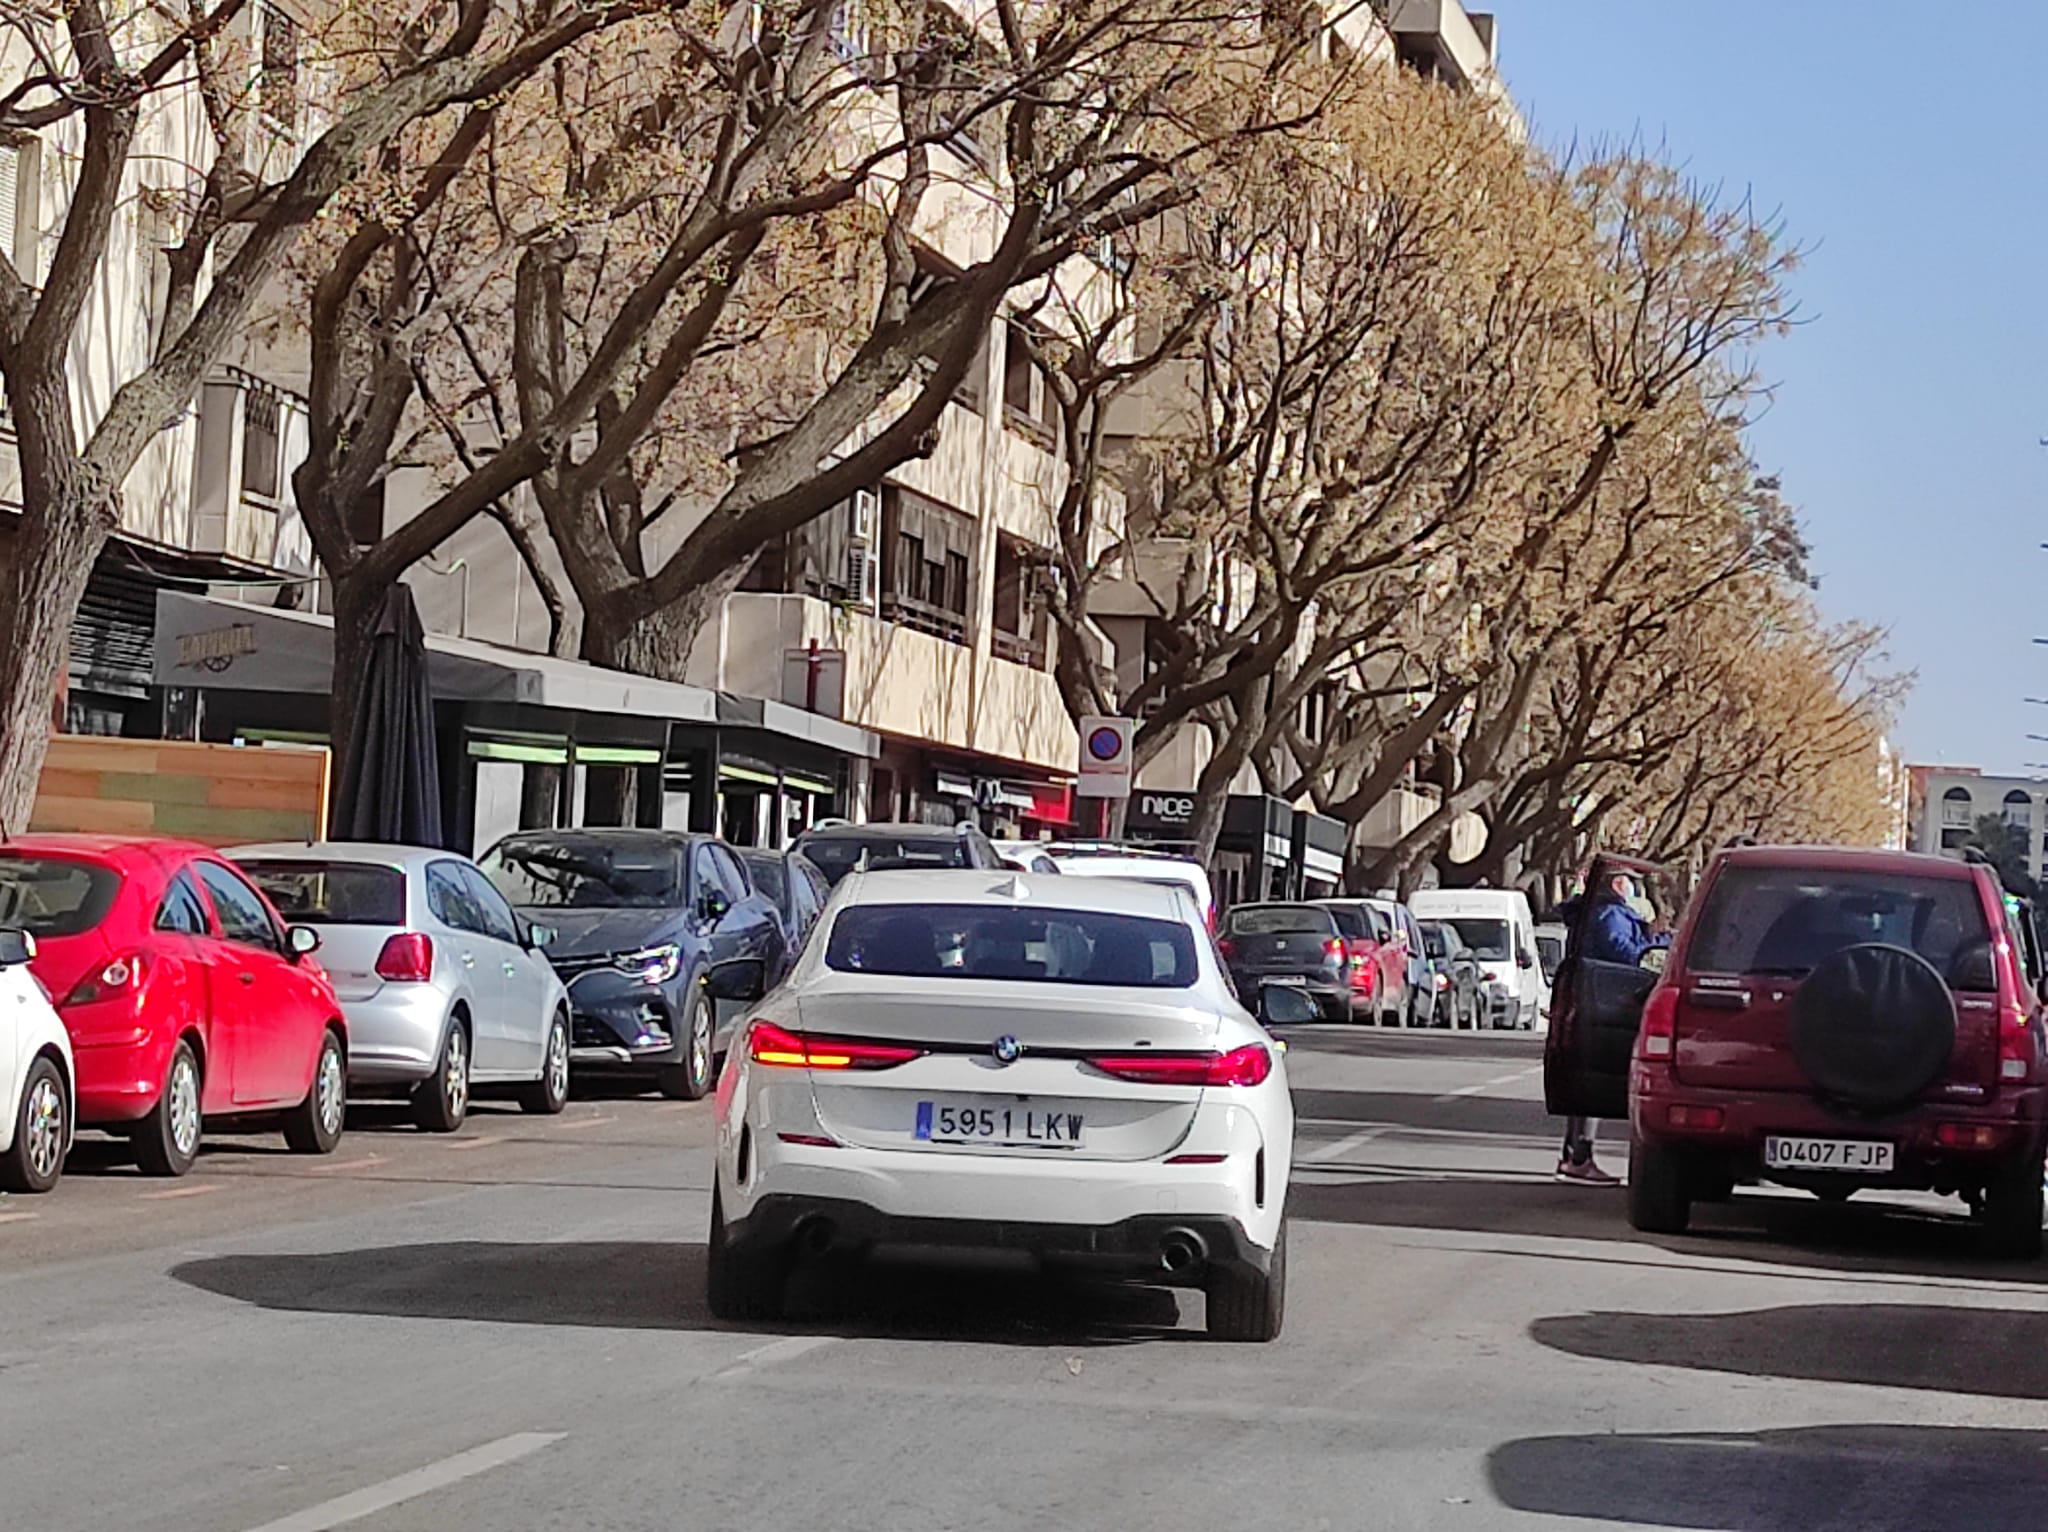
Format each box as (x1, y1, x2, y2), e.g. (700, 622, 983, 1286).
(916, 1099, 1084, 1148)
(1763, 1136, 1893, 1174)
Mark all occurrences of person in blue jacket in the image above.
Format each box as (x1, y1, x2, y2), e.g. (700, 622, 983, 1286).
(1555, 870, 1670, 1186)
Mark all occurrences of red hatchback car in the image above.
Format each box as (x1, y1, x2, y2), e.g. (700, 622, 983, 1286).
(1548, 847, 2048, 1256)
(0, 836, 349, 1176)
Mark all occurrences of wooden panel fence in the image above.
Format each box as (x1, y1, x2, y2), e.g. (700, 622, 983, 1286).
(28, 737, 329, 846)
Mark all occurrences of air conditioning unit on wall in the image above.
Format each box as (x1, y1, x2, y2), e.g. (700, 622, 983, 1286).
(845, 542, 880, 615)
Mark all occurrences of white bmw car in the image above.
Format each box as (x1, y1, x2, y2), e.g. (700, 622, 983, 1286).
(707, 870, 1302, 1341)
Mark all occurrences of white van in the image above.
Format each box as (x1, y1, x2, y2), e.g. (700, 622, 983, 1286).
(1407, 889, 1545, 1030)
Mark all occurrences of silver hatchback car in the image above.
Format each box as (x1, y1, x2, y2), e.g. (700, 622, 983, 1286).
(232, 843, 572, 1131)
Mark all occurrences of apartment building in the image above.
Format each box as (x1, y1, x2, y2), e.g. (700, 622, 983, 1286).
(1917, 768, 2048, 884)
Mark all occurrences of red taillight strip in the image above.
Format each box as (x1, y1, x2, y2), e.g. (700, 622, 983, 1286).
(749, 1021, 924, 1071)
(1088, 1043, 1271, 1088)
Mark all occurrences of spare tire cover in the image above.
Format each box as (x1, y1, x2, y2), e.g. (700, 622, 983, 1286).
(1789, 942, 1956, 1112)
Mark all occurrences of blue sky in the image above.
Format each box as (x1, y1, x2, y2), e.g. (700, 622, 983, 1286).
(1483, 2, 2048, 773)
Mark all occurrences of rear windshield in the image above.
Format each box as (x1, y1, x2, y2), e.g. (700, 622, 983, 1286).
(1321, 905, 1369, 938)
(1688, 866, 1992, 979)
(0, 855, 119, 937)
(238, 861, 406, 925)
(826, 904, 1199, 987)
(1228, 905, 1337, 937)
(1444, 918, 1510, 960)
(799, 834, 972, 885)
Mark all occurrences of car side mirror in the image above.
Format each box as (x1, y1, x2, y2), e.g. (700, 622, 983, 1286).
(286, 925, 321, 958)
(1258, 983, 1319, 1026)
(1516, 948, 1534, 970)
(0, 927, 35, 967)
(704, 957, 766, 1003)
(527, 923, 558, 952)
(700, 890, 731, 923)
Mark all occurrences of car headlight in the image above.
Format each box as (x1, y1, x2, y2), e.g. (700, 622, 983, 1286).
(616, 943, 683, 985)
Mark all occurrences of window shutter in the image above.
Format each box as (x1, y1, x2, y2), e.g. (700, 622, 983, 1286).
(0, 144, 18, 263)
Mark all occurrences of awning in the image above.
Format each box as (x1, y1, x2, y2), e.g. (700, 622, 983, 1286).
(156, 590, 877, 759)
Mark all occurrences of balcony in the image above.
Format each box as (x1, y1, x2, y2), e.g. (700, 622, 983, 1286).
(693, 592, 1076, 773)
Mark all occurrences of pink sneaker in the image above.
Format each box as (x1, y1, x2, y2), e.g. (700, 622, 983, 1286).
(1556, 1158, 1620, 1187)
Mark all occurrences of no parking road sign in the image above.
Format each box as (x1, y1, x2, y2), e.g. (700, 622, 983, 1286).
(1076, 715, 1133, 799)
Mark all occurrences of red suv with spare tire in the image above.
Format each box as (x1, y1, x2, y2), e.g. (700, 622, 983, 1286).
(1548, 846, 2048, 1257)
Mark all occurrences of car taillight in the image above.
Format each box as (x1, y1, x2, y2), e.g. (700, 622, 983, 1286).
(748, 1020, 923, 1070)
(1216, 936, 1237, 962)
(1087, 1043, 1271, 1087)
(1324, 937, 1345, 964)
(1999, 998, 2032, 1083)
(375, 932, 434, 983)
(1434, 972, 1450, 992)
(63, 952, 147, 1007)
(1637, 985, 1679, 1060)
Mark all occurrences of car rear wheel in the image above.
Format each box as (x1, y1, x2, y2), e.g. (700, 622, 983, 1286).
(519, 1012, 571, 1115)
(1981, 1158, 2044, 1260)
(411, 1022, 469, 1133)
(284, 1028, 346, 1155)
(658, 988, 715, 1101)
(1627, 1136, 1691, 1235)
(705, 1183, 786, 1323)
(1206, 1217, 1287, 1342)
(135, 1040, 202, 1178)
(1, 1055, 67, 1194)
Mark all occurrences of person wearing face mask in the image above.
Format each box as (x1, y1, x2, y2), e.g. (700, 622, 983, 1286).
(1554, 870, 1670, 1186)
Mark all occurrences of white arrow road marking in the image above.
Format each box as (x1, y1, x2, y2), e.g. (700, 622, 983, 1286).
(236, 1432, 565, 1532)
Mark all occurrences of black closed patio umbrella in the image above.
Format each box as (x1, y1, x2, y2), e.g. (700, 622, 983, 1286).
(332, 583, 444, 848)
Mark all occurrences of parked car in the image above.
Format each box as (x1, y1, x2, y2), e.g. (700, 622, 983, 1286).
(1369, 899, 1436, 1027)
(1418, 919, 1484, 1030)
(1548, 846, 2048, 1256)
(0, 926, 73, 1193)
(707, 869, 1302, 1340)
(1218, 903, 1353, 1021)
(793, 821, 1005, 887)
(233, 843, 572, 1131)
(0, 835, 346, 1176)
(1311, 900, 1405, 1026)
(479, 829, 785, 1101)
(992, 841, 1063, 874)
(737, 847, 834, 970)
(1037, 844, 1217, 931)
(1409, 888, 1544, 1029)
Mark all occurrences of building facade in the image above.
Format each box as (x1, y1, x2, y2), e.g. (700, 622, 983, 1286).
(1917, 769, 2048, 884)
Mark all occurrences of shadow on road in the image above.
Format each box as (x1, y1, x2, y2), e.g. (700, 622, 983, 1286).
(1271, 1027, 1541, 1065)
(1289, 1171, 2046, 1281)
(1532, 1302, 2048, 1397)
(171, 1240, 1191, 1345)
(1487, 1424, 2048, 1530)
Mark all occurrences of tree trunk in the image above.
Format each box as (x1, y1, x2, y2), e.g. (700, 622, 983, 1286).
(0, 460, 118, 829)
(582, 594, 703, 680)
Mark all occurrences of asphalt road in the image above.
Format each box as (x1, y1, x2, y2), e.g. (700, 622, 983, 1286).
(7, 1030, 2048, 1530)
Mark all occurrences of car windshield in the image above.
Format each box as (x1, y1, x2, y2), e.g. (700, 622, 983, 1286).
(1688, 866, 1992, 978)
(826, 904, 1199, 987)
(480, 838, 685, 909)
(0, 854, 119, 937)
(1321, 905, 1369, 938)
(1227, 905, 1335, 936)
(1445, 918, 1511, 960)
(800, 834, 973, 885)
(237, 861, 406, 925)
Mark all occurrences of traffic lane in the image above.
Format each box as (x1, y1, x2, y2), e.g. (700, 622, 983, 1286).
(10, 1030, 2048, 1531)
(0, 1091, 716, 1269)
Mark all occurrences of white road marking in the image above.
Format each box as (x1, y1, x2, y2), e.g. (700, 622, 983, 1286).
(441, 1136, 503, 1153)
(1433, 1065, 1542, 1104)
(139, 1183, 220, 1200)
(1306, 1126, 1391, 1163)
(552, 1114, 617, 1131)
(308, 1154, 384, 1174)
(236, 1432, 565, 1532)
(714, 1334, 836, 1379)
(0, 1210, 39, 1223)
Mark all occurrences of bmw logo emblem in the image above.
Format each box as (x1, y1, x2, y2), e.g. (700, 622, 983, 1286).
(992, 1035, 1022, 1065)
